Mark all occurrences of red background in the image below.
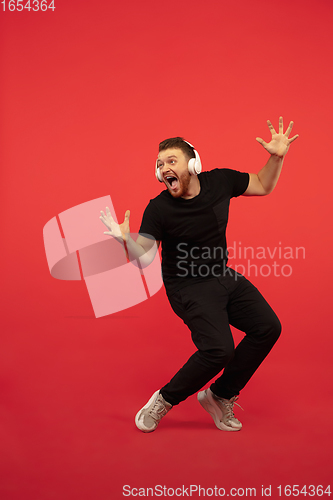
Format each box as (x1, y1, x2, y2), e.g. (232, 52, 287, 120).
(1, 0, 332, 498)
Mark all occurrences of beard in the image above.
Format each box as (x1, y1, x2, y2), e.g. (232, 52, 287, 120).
(166, 170, 191, 198)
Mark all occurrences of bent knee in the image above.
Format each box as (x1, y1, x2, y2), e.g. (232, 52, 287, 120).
(200, 347, 235, 368)
(271, 315, 282, 340)
(262, 314, 282, 344)
(251, 313, 281, 345)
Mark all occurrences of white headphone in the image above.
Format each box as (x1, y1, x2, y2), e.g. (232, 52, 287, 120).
(155, 140, 202, 182)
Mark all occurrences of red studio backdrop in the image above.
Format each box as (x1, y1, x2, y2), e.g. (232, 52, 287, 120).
(1, 0, 332, 499)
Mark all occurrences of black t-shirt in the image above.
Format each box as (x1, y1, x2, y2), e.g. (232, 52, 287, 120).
(139, 168, 249, 295)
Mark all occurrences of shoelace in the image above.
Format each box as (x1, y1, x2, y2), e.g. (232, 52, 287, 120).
(149, 397, 169, 422)
(219, 396, 244, 419)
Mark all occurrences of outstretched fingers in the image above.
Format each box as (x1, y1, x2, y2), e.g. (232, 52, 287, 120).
(99, 214, 110, 229)
(284, 120, 294, 138)
(285, 121, 299, 143)
(256, 137, 267, 147)
(267, 120, 277, 136)
(288, 133, 299, 143)
(258, 117, 299, 154)
(100, 207, 115, 229)
(104, 207, 115, 222)
(106, 206, 113, 218)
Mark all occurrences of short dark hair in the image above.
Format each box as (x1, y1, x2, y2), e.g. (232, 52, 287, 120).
(158, 137, 195, 161)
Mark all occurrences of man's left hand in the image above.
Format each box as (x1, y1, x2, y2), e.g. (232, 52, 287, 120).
(256, 116, 299, 158)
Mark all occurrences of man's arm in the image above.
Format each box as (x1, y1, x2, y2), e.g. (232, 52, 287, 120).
(100, 208, 160, 266)
(243, 117, 299, 196)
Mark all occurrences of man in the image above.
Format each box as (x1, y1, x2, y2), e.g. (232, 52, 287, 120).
(100, 117, 298, 432)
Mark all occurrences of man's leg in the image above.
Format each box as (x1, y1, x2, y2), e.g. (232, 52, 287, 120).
(160, 279, 235, 406)
(136, 278, 234, 432)
(135, 272, 281, 432)
(210, 270, 281, 400)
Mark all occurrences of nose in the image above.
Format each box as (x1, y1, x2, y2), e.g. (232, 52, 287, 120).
(160, 164, 169, 178)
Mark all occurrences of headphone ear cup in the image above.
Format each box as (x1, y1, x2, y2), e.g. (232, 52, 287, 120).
(155, 161, 163, 182)
(188, 151, 202, 175)
(188, 158, 196, 175)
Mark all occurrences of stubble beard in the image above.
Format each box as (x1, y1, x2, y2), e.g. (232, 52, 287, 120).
(168, 171, 191, 199)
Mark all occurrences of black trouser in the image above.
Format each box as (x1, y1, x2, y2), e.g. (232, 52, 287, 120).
(160, 269, 281, 406)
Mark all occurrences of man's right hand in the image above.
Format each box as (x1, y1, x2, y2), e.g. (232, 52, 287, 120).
(100, 207, 130, 242)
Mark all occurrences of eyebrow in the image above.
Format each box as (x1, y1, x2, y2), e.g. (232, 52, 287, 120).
(157, 155, 178, 162)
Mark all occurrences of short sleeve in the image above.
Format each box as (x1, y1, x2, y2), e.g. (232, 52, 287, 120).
(222, 169, 250, 198)
(139, 200, 163, 241)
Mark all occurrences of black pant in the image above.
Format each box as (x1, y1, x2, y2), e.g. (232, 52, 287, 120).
(160, 269, 281, 406)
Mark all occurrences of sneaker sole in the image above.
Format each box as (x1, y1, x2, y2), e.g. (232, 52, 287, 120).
(135, 390, 160, 433)
(197, 390, 242, 432)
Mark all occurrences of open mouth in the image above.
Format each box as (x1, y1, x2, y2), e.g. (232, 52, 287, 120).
(165, 175, 179, 190)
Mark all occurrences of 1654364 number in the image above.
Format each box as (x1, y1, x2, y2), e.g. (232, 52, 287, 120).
(1, 0, 55, 11)
(277, 485, 331, 497)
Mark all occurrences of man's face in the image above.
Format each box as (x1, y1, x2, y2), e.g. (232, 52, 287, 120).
(156, 148, 191, 198)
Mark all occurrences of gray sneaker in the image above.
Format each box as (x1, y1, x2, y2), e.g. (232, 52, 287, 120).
(197, 388, 242, 431)
(135, 390, 172, 432)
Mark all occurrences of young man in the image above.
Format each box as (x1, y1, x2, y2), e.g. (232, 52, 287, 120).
(100, 117, 298, 432)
